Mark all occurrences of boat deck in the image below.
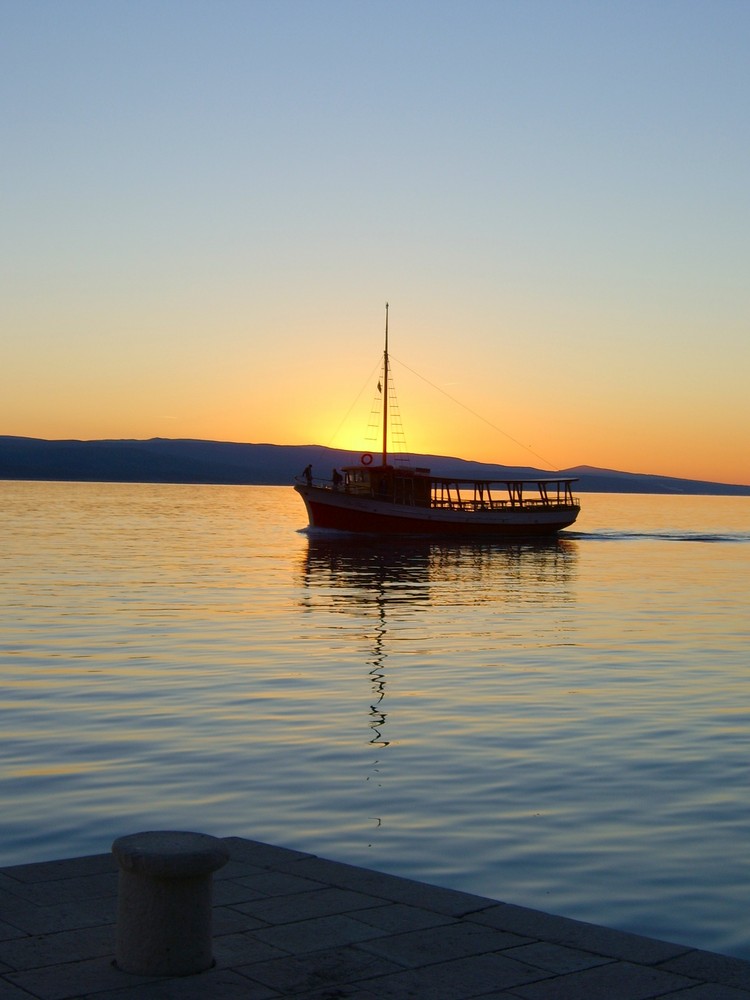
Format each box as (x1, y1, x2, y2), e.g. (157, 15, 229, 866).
(2, 835, 750, 998)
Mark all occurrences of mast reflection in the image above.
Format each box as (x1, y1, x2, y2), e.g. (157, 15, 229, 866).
(299, 535, 433, 752)
(298, 533, 578, 755)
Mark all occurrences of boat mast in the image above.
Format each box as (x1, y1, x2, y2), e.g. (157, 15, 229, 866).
(382, 302, 389, 467)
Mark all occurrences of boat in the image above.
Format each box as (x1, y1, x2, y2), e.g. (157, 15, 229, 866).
(294, 306, 580, 537)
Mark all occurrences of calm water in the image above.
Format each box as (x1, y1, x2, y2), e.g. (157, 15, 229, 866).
(1, 481, 749, 957)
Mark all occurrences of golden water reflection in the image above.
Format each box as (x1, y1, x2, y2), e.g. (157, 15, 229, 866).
(298, 534, 579, 749)
(299, 534, 578, 609)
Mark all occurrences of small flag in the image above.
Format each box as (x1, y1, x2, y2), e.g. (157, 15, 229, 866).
(377, 380, 382, 393)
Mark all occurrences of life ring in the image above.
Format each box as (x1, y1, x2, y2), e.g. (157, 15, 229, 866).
(361, 452, 373, 466)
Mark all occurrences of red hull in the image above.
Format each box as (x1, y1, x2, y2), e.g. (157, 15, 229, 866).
(297, 487, 579, 537)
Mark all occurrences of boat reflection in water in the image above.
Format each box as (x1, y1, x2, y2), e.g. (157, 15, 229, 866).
(298, 532, 578, 755)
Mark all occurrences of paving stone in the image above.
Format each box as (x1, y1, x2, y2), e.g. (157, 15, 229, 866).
(0, 873, 31, 896)
(233, 886, 383, 925)
(290, 856, 495, 915)
(213, 905, 269, 935)
(5, 955, 158, 1000)
(0, 894, 115, 934)
(0, 979, 46, 999)
(353, 951, 547, 999)
(469, 903, 690, 964)
(665, 986, 750, 999)
(220, 837, 315, 869)
(0, 922, 114, 970)
(2, 854, 115, 884)
(0, 871, 118, 906)
(253, 914, 385, 954)
(349, 902, 458, 934)
(294, 986, 381, 1000)
(659, 948, 750, 990)
(82, 968, 280, 999)
(0, 919, 26, 942)
(358, 920, 529, 967)
(214, 859, 268, 881)
(233, 870, 328, 897)
(502, 940, 613, 974)
(509, 958, 696, 999)
(212, 931, 288, 966)
(212, 878, 269, 906)
(236, 942, 402, 994)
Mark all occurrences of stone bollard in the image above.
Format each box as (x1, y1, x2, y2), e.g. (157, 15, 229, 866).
(112, 830, 229, 976)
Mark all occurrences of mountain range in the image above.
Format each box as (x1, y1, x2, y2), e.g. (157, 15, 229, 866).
(1, 436, 748, 495)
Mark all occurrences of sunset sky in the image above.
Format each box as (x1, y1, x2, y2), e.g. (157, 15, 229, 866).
(3, 1, 749, 485)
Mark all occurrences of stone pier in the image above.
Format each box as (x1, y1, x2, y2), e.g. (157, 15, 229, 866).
(1, 836, 749, 998)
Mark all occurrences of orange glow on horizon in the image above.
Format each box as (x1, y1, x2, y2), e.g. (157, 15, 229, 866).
(4, 323, 748, 488)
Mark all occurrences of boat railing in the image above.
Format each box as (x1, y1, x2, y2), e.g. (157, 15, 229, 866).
(429, 478, 580, 512)
(297, 473, 579, 511)
(430, 496, 579, 512)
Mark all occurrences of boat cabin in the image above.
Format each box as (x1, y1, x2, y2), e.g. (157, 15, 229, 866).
(340, 463, 579, 513)
(342, 464, 433, 507)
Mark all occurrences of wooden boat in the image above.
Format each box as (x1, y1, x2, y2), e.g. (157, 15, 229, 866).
(294, 307, 580, 537)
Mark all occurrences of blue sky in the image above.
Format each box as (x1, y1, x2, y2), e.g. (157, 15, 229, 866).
(3, 1, 749, 484)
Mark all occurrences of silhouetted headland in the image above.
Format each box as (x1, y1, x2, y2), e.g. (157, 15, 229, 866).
(1, 436, 748, 495)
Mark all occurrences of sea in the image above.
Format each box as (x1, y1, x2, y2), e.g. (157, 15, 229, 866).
(1, 481, 749, 958)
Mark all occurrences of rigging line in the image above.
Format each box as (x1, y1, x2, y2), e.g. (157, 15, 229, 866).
(390, 353, 559, 472)
(327, 356, 383, 450)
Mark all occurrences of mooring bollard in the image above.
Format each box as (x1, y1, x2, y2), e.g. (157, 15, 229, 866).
(112, 830, 229, 976)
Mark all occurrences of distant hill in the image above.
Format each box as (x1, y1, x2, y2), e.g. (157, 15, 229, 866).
(1, 436, 748, 496)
